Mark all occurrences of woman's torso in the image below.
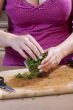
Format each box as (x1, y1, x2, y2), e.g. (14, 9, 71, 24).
(3, 0, 73, 65)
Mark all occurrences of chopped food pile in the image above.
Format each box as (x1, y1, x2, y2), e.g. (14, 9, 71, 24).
(16, 52, 47, 79)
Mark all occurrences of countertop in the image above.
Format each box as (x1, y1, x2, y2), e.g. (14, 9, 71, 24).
(0, 66, 73, 110)
(0, 11, 8, 28)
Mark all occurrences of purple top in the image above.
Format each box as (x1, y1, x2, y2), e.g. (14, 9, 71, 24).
(3, 0, 73, 66)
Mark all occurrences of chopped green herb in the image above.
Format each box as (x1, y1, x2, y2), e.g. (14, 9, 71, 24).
(25, 52, 47, 77)
(16, 73, 23, 79)
(16, 52, 47, 79)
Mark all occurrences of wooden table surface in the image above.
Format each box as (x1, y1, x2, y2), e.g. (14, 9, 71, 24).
(0, 66, 73, 110)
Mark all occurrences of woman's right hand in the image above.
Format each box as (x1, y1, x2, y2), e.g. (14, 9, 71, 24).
(7, 34, 44, 61)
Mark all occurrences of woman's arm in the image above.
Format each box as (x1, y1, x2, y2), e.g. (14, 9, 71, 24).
(58, 33, 73, 57)
(0, 0, 8, 46)
(38, 33, 73, 72)
(0, 30, 10, 47)
(0, 30, 44, 60)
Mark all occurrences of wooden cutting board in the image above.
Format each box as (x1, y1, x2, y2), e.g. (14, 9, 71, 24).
(0, 65, 73, 99)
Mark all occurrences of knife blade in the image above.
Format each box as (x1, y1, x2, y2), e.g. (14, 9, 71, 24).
(0, 76, 15, 92)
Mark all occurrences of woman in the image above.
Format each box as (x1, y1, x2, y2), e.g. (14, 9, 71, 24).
(0, 0, 73, 73)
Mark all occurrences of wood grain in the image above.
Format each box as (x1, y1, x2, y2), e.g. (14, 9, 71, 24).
(0, 65, 73, 99)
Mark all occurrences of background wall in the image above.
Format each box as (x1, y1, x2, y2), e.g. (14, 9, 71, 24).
(0, 1, 8, 65)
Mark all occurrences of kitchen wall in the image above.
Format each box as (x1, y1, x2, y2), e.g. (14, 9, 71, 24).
(0, 11, 8, 65)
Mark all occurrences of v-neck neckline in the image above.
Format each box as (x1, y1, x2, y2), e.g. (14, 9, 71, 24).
(24, 0, 48, 8)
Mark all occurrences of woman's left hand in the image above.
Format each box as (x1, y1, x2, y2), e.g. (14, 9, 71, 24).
(38, 46, 64, 72)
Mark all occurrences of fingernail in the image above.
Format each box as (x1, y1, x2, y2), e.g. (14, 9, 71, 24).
(39, 56, 42, 59)
(38, 67, 40, 69)
(41, 61, 44, 64)
(34, 59, 37, 61)
(38, 66, 41, 69)
(39, 69, 43, 72)
(41, 62, 43, 65)
(34, 58, 37, 61)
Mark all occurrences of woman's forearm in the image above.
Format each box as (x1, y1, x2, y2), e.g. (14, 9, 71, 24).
(58, 33, 73, 57)
(0, 30, 10, 47)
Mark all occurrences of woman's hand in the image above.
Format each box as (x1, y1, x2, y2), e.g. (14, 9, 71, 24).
(38, 46, 64, 72)
(7, 34, 44, 60)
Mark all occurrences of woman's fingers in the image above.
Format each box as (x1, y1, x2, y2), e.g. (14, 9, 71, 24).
(8, 34, 44, 60)
(28, 35, 44, 54)
(38, 60, 52, 72)
(24, 37, 42, 59)
(41, 49, 54, 64)
(38, 62, 50, 69)
(38, 47, 62, 73)
(13, 45, 28, 59)
(41, 54, 51, 65)
(39, 62, 54, 72)
(39, 64, 50, 72)
(20, 43, 37, 61)
(38, 57, 57, 72)
(17, 48, 28, 59)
